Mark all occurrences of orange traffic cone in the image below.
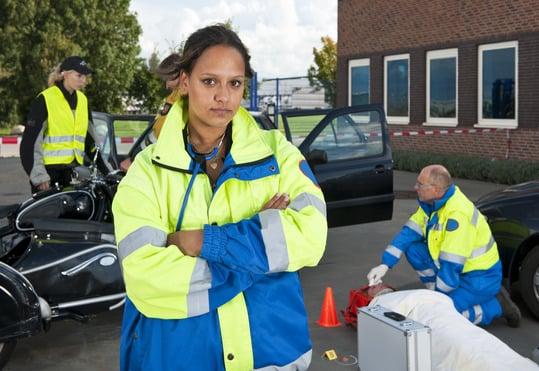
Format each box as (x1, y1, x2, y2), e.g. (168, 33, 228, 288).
(317, 287, 341, 327)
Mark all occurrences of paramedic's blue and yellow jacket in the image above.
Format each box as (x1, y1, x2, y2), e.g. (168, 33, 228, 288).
(381, 184, 501, 294)
(112, 99, 327, 371)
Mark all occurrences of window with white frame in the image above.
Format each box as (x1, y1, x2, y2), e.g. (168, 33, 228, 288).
(384, 54, 409, 124)
(426, 49, 458, 126)
(478, 41, 518, 128)
(348, 59, 370, 106)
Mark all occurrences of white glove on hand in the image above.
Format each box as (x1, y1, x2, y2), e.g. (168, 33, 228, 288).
(367, 264, 389, 286)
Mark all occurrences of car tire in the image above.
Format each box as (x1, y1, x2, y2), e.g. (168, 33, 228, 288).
(0, 340, 16, 369)
(520, 246, 539, 319)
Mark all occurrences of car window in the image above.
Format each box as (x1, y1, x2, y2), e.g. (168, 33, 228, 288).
(92, 117, 111, 159)
(113, 119, 150, 156)
(308, 111, 384, 161)
(284, 114, 326, 146)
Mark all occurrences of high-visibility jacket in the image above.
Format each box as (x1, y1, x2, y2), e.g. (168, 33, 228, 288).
(382, 185, 500, 293)
(112, 98, 327, 370)
(41, 85, 88, 165)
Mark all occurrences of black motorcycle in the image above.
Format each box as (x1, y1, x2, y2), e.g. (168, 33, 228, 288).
(0, 157, 125, 368)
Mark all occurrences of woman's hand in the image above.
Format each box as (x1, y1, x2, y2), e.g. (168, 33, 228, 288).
(167, 230, 203, 257)
(37, 181, 50, 191)
(261, 193, 290, 211)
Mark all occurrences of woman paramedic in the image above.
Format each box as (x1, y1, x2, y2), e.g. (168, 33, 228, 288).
(112, 24, 328, 370)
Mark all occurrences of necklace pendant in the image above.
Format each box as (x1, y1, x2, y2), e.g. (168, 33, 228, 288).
(209, 162, 218, 170)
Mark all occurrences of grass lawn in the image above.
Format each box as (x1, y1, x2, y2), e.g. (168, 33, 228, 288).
(0, 127, 14, 136)
(113, 120, 150, 137)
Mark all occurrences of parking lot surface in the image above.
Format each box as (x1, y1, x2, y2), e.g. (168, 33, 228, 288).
(1, 158, 538, 370)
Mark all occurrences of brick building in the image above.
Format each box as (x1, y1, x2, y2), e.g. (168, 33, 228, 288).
(337, 0, 539, 160)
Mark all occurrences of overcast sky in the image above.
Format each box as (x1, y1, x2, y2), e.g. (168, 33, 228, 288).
(129, 0, 337, 79)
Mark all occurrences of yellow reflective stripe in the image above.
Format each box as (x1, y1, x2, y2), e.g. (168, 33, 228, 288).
(385, 244, 402, 259)
(439, 251, 467, 265)
(259, 209, 289, 272)
(471, 207, 479, 226)
(405, 219, 423, 236)
(218, 293, 253, 370)
(117, 226, 167, 261)
(186, 258, 211, 317)
(436, 276, 455, 292)
(470, 236, 495, 259)
(253, 350, 312, 370)
(289, 192, 326, 218)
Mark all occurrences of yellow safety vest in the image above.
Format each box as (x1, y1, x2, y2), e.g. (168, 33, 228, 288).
(41, 85, 88, 165)
(407, 186, 499, 273)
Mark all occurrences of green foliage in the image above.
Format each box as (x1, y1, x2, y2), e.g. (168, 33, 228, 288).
(307, 36, 337, 107)
(126, 54, 167, 113)
(393, 150, 539, 185)
(0, 0, 141, 127)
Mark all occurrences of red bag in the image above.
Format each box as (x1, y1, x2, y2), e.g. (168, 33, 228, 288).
(341, 283, 395, 328)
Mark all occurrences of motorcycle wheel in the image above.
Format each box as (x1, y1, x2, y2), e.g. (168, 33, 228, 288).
(0, 340, 16, 369)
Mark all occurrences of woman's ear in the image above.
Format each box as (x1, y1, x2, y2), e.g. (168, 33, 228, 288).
(179, 71, 189, 93)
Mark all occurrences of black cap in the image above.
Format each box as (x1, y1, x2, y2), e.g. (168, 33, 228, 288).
(60, 56, 93, 75)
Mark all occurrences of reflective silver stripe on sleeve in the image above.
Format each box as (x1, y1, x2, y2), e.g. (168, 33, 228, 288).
(254, 349, 311, 371)
(289, 192, 326, 218)
(470, 236, 495, 259)
(117, 226, 167, 261)
(259, 209, 289, 272)
(471, 207, 479, 227)
(404, 219, 423, 236)
(462, 310, 470, 319)
(385, 244, 403, 259)
(436, 276, 455, 293)
(439, 251, 467, 265)
(75, 135, 86, 143)
(473, 304, 483, 324)
(417, 268, 436, 278)
(425, 282, 435, 290)
(186, 258, 211, 317)
(431, 223, 443, 231)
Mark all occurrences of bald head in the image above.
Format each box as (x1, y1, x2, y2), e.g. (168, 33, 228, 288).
(423, 165, 452, 190)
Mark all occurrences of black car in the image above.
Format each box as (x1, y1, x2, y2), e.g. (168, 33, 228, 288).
(477, 181, 539, 318)
(96, 105, 395, 228)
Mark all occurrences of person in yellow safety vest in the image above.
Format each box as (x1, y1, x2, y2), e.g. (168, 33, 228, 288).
(367, 165, 522, 327)
(119, 53, 182, 172)
(20, 56, 95, 193)
(112, 24, 327, 371)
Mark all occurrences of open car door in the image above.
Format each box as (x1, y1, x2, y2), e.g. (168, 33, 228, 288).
(281, 105, 394, 228)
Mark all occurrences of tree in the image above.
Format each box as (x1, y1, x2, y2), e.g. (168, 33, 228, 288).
(307, 36, 337, 107)
(0, 0, 141, 128)
(126, 51, 167, 113)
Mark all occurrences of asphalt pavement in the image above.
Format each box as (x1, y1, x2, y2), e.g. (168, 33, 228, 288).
(0, 158, 537, 370)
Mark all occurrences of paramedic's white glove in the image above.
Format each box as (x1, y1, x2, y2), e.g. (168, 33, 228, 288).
(367, 264, 389, 286)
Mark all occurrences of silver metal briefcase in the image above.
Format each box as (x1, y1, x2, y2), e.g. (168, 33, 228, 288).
(358, 305, 432, 371)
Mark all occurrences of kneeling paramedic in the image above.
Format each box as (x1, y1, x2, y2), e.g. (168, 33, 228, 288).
(367, 164, 521, 327)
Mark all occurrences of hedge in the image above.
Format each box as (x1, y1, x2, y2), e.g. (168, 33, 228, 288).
(393, 150, 539, 185)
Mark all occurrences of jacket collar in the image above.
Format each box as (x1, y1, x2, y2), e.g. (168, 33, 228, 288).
(418, 183, 456, 215)
(152, 98, 274, 171)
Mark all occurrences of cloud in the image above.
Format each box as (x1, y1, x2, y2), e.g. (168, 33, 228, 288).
(129, 0, 337, 79)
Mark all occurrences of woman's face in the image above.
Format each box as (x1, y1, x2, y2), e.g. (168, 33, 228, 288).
(180, 45, 245, 130)
(62, 70, 88, 92)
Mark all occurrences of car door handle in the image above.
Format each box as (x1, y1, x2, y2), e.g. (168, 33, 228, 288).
(374, 165, 385, 174)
